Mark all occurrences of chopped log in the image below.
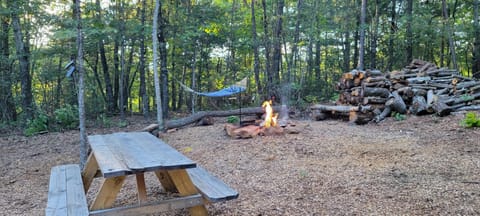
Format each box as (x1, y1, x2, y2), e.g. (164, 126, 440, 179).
(456, 81, 480, 89)
(350, 111, 374, 125)
(366, 69, 383, 77)
(454, 105, 480, 111)
(362, 97, 388, 105)
(408, 84, 437, 90)
(412, 88, 428, 97)
(224, 124, 261, 139)
(397, 87, 415, 98)
(432, 99, 452, 117)
(259, 126, 284, 136)
(407, 76, 432, 84)
(362, 87, 391, 98)
(310, 104, 373, 113)
(362, 80, 390, 88)
(409, 95, 429, 115)
(373, 106, 391, 123)
(426, 90, 435, 107)
(385, 91, 407, 114)
(391, 83, 407, 90)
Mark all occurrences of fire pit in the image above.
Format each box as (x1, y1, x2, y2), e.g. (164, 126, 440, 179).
(224, 100, 295, 139)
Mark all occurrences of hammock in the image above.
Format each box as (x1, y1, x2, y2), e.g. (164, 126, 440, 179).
(179, 77, 247, 97)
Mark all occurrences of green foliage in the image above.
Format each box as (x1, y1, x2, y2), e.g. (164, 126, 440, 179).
(54, 104, 79, 129)
(227, 116, 239, 124)
(117, 120, 128, 128)
(24, 113, 49, 136)
(393, 112, 407, 121)
(96, 114, 112, 128)
(460, 112, 480, 128)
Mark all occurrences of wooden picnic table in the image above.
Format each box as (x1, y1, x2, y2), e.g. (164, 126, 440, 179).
(82, 131, 208, 215)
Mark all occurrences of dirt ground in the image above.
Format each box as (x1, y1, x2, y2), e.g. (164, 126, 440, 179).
(1, 111, 480, 216)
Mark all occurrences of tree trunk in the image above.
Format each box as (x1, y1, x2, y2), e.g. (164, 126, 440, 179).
(357, 0, 366, 70)
(271, 0, 284, 87)
(473, 0, 480, 78)
(10, 0, 33, 121)
(442, 0, 458, 70)
(387, 0, 396, 71)
(261, 0, 271, 96)
(157, 0, 169, 119)
(251, 0, 262, 95)
(139, 0, 149, 118)
(95, 0, 114, 114)
(405, 0, 413, 65)
(0, 14, 16, 121)
(74, 0, 88, 169)
(153, 0, 164, 130)
(370, 0, 379, 69)
(119, 0, 126, 120)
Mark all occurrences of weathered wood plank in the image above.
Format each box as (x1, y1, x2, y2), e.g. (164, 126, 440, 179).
(188, 166, 239, 202)
(82, 153, 99, 192)
(89, 194, 203, 216)
(90, 176, 126, 210)
(167, 169, 208, 216)
(88, 132, 197, 178)
(88, 135, 130, 178)
(46, 164, 89, 216)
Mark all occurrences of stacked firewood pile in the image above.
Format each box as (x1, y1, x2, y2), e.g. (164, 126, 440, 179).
(311, 59, 480, 124)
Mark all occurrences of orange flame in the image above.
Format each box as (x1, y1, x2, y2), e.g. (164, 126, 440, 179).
(261, 100, 278, 128)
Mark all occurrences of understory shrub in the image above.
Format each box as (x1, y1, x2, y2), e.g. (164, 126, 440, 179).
(460, 112, 480, 128)
(24, 113, 49, 136)
(54, 104, 79, 129)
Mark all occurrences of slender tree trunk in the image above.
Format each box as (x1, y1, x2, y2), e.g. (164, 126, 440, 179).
(119, 0, 126, 120)
(406, 0, 413, 64)
(370, 0, 379, 69)
(10, 0, 33, 121)
(357, 0, 366, 70)
(0, 14, 16, 121)
(153, 0, 164, 130)
(442, 0, 458, 70)
(288, 0, 302, 84)
(113, 40, 120, 111)
(139, 0, 149, 118)
(262, 0, 271, 97)
(95, 0, 114, 114)
(315, 41, 321, 85)
(473, 0, 480, 78)
(251, 0, 262, 95)
(74, 0, 88, 169)
(343, 31, 351, 72)
(272, 0, 284, 86)
(387, 0, 396, 71)
(157, 0, 169, 118)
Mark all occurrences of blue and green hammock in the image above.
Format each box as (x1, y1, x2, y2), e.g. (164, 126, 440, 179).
(178, 78, 247, 97)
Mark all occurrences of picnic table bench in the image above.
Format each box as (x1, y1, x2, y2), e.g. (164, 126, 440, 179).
(46, 132, 238, 216)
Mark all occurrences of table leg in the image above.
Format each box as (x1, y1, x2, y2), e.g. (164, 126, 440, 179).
(90, 176, 126, 210)
(167, 169, 208, 216)
(82, 153, 99, 193)
(154, 170, 178, 192)
(135, 173, 147, 203)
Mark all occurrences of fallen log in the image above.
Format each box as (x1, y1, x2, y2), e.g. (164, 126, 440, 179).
(141, 106, 284, 131)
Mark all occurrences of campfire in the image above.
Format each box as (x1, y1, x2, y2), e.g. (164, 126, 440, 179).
(224, 100, 294, 139)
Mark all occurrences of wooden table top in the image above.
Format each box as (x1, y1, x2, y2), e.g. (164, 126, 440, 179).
(87, 132, 196, 178)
